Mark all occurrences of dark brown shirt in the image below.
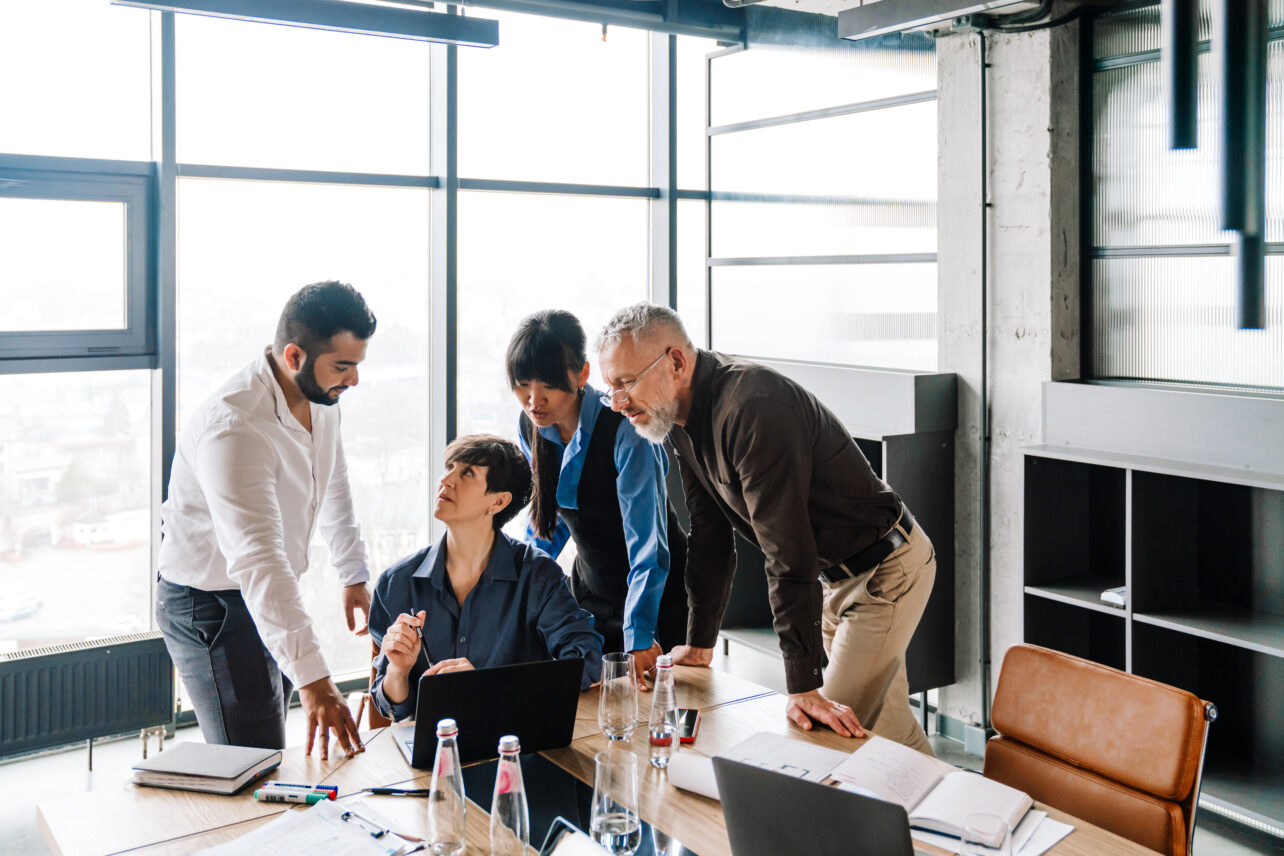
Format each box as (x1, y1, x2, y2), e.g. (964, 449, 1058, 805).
(670, 350, 904, 693)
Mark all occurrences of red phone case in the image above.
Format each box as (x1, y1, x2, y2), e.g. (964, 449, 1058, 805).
(678, 709, 700, 744)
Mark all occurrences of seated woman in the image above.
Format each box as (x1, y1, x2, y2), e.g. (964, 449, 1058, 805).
(368, 434, 603, 721)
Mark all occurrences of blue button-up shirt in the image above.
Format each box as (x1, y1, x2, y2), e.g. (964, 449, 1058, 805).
(516, 383, 672, 652)
(368, 531, 604, 721)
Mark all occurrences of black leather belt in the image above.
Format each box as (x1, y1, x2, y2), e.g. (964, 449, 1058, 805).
(818, 507, 915, 585)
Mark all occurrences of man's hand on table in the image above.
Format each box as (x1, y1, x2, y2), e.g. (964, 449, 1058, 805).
(299, 676, 366, 759)
(667, 644, 714, 667)
(786, 689, 865, 738)
(631, 640, 664, 692)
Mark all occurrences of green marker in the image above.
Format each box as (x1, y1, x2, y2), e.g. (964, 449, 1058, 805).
(253, 788, 327, 805)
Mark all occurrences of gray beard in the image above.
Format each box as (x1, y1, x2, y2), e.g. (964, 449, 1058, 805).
(633, 399, 678, 444)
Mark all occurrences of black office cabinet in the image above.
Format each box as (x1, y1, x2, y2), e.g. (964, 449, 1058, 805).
(1025, 379, 1284, 835)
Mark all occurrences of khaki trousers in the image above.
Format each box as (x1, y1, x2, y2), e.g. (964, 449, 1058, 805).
(820, 521, 936, 756)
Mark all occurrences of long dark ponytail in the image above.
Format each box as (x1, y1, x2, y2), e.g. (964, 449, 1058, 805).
(505, 310, 587, 540)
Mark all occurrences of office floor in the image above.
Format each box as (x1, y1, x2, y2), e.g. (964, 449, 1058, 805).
(1, 647, 1280, 855)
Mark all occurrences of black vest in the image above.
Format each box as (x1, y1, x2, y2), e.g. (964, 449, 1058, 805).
(523, 408, 688, 652)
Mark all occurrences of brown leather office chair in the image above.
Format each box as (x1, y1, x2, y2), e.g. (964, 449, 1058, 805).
(984, 644, 1216, 856)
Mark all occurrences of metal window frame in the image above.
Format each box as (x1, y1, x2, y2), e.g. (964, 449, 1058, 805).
(0, 158, 155, 362)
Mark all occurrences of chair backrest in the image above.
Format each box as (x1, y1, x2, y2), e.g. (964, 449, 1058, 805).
(365, 638, 392, 729)
(983, 644, 1215, 856)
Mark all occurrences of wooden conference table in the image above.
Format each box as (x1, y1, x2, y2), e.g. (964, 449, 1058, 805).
(37, 666, 1160, 856)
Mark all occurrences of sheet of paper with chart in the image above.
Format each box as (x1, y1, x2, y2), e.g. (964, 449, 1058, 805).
(191, 799, 419, 856)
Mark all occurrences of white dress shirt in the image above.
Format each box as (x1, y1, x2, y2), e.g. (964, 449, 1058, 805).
(159, 348, 369, 688)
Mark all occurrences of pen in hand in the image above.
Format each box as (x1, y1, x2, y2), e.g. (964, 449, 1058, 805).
(409, 611, 432, 669)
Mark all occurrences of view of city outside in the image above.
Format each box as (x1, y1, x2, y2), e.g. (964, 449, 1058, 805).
(0, 371, 152, 653)
(176, 178, 431, 679)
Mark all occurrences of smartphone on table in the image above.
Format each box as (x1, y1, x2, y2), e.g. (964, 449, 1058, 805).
(676, 708, 700, 744)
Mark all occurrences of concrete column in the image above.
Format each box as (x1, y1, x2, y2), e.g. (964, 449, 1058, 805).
(936, 17, 1081, 733)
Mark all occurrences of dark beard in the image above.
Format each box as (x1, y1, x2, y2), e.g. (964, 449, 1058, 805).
(296, 356, 341, 406)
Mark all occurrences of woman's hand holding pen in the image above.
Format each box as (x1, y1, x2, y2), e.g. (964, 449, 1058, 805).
(379, 610, 426, 705)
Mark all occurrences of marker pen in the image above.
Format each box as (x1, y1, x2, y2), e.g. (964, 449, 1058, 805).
(253, 788, 327, 805)
(262, 781, 338, 800)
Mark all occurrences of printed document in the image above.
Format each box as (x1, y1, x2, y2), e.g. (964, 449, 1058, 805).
(829, 736, 1032, 847)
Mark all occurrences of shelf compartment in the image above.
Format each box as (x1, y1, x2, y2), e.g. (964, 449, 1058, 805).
(1134, 607, 1284, 659)
(1201, 762, 1284, 837)
(1024, 574, 1129, 615)
(1024, 596, 1126, 670)
(1132, 624, 1284, 819)
(1131, 471, 1284, 616)
(1025, 456, 1125, 588)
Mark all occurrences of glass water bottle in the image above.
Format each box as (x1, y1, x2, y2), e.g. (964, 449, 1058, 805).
(427, 718, 467, 855)
(648, 654, 678, 768)
(489, 735, 530, 855)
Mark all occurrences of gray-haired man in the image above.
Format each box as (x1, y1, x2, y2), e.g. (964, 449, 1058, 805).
(595, 302, 935, 753)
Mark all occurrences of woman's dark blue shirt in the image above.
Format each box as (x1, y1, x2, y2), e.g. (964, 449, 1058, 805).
(368, 530, 603, 721)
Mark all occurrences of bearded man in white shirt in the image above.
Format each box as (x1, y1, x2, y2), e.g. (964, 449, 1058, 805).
(156, 281, 376, 758)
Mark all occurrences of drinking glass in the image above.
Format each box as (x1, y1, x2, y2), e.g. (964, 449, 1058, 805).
(960, 813, 1012, 856)
(589, 748, 641, 856)
(598, 652, 637, 740)
(650, 824, 682, 856)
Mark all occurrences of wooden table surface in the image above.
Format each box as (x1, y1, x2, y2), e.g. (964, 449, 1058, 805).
(38, 666, 1160, 856)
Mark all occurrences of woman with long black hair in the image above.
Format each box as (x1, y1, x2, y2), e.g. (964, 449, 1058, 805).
(507, 309, 688, 687)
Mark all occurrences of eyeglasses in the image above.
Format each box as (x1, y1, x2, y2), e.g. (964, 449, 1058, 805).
(600, 346, 672, 407)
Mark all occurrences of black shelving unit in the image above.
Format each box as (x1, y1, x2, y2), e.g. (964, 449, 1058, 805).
(1024, 443, 1284, 835)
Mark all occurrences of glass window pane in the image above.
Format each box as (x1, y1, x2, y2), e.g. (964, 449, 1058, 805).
(1093, 0, 1284, 59)
(177, 178, 430, 677)
(711, 101, 938, 199)
(711, 263, 938, 370)
(0, 371, 151, 652)
(176, 16, 430, 175)
(678, 199, 709, 349)
(677, 36, 717, 190)
(1093, 49, 1284, 247)
(456, 192, 649, 439)
(1092, 257, 1284, 388)
(458, 12, 648, 185)
(0, 198, 127, 332)
(710, 41, 936, 128)
(0, 1, 151, 161)
(712, 198, 937, 259)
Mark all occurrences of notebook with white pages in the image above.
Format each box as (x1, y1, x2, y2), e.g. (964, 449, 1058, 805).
(828, 735, 1033, 849)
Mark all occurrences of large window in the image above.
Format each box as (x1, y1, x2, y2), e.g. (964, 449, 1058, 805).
(0, 0, 938, 689)
(177, 177, 430, 677)
(1090, 4, 1284, 388)
(705, 38, 938, 370)
(455, 11, 655, 442)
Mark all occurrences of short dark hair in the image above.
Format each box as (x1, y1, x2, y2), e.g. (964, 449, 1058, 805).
(444, 434, 533, 530)
(274, 281, 377, 357)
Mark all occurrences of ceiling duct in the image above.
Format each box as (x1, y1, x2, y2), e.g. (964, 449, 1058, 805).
(837, 0, 1038, 40)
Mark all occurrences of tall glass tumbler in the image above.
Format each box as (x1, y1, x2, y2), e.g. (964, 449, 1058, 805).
(598, 652, 637, 740)
(589, 747, 641, 856)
